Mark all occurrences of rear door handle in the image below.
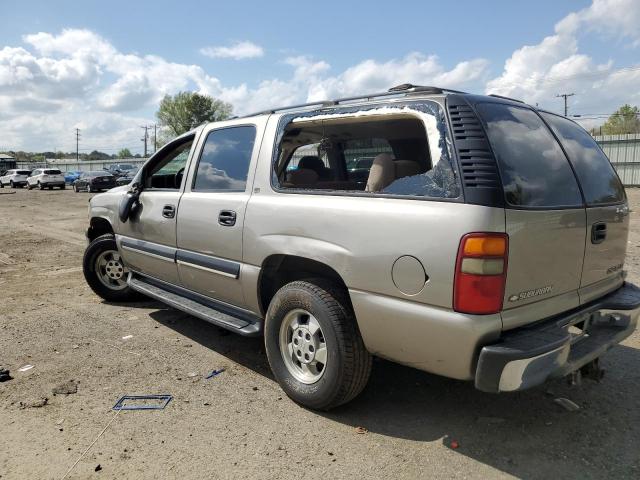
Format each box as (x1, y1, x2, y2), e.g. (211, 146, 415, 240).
(218, 210, 237, 226)
(591, 222, 607, 244)
(162, 204, 176, 219)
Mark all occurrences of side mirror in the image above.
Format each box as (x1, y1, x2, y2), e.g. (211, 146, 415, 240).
(118, 192, 138, 223)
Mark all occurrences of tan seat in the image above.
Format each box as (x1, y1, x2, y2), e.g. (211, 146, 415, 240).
(365, 153, 395, 192)
(394, 160, 421, 179)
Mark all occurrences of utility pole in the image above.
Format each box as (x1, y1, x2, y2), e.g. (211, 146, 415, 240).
(153, 124, 158, 153)
(75, 128, 81, 162)
(556, 93, 575, 116)
(140, 126, 148, 158)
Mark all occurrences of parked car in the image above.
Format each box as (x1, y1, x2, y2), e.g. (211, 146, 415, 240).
(64, 170, 82, 184)
(106, 164, 136, 177)
(26, 168, 65, 190)
(0, 169, 31, 188)
(81, 84, 639, 410)
(74, 171, 117, 193)
(115, 167, 139, 186)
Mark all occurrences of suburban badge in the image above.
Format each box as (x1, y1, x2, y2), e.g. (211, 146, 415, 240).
(509, 285, 553, 302)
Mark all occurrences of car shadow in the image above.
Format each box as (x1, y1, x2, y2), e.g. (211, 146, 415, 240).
(147, 304, 640, 479)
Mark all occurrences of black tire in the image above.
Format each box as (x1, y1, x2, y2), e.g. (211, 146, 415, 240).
(61, 184, 66, 190)
(83, 233, 139, 302)
(10, 181, 14, 188)
(26, 183, 31, 190)
(264, 279, 372, 410)
(38, 182, 43, 190)
(87, 184, 93, 193)
(74, 184, 79, 193)
(0, 182, 3, 188)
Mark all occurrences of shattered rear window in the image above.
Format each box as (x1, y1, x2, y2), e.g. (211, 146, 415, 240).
(272, 101, 460, 199)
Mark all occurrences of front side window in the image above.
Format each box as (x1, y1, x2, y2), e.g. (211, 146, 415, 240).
(273, 102, 460, 199)
(193, 126, 256, 191)
(541, 112, 625, 205)
(145, 137, 194, 189)
(476, 103, 582, 208)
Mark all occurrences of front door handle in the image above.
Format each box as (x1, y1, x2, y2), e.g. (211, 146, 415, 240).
(162, 204, 176, 219)
(591, 222, 607, 244)
(218, 210, 237, 226)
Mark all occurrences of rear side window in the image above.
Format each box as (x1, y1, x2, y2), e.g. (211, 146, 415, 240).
(541, 112, 625, 205)
(476, 103, 582, 208)
(193, 126, 256, 191)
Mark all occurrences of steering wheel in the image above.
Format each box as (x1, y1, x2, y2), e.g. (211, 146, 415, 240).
(175, 167, 185, 188)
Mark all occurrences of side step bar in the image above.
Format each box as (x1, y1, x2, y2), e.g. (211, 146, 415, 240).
(128, 273, 263, 336)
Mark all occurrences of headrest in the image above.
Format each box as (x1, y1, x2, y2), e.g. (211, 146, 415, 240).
(287, 168, 319, 185)
(298, 156, 325, 172)
(365, 153, 395, 192)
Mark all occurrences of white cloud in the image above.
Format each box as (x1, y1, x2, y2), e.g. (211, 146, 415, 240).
(200, 41, 264, 60)
(486, 0, 640, 121)
(2, 1, 640, 153)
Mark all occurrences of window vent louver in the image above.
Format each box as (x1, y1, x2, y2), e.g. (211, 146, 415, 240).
(447, 98, 504, 207)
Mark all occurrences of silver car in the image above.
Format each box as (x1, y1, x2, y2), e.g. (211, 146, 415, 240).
(81, 84, 640, 410)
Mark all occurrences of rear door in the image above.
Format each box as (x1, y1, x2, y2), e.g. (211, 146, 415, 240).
(475, 102, 587, 329)
(176, 119, 265, 308)
(541, 112, 628, 304)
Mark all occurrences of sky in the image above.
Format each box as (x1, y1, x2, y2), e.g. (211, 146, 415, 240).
(0, 0, 639, 154)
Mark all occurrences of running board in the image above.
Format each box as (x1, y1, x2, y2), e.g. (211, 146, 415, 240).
(128, 274, 262, 336)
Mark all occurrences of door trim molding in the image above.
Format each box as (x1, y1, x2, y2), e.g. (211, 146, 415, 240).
(176, 249, 240, 279)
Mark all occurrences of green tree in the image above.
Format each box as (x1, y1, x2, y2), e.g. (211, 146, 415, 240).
(601, 104, 640, 135)
(156, 92, 233, 137)
(117, 148, 132, 158)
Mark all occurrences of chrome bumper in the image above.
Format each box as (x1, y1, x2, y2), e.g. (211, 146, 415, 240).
(475, 282, 640, 393)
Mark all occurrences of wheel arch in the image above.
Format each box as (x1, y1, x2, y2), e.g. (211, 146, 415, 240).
(257, 254, 352, 316)
(87, 216, 114, 242)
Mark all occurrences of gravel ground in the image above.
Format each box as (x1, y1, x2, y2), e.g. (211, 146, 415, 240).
(1, 187, 639, 479)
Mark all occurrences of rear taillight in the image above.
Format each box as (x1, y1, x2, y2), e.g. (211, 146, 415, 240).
(454, 233, 508, 315)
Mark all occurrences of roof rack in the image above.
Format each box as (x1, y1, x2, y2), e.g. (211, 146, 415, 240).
(241, 84, 467, 118)
(488, 93, 525, 104)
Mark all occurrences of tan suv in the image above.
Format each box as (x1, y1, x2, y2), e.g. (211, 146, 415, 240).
(81, 85, 640, 410)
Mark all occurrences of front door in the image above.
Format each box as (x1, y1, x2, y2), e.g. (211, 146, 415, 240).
(176, 122, 263, 308)
(116, 134, 198, 285)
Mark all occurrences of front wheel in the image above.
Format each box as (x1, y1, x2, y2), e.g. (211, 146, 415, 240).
(38, 182, 43, 190)
(264, 279, 372, 410)
(10, 181, 14, 188)
(82, 234, 139, 302)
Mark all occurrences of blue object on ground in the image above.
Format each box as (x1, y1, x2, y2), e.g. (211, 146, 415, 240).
(112, 394, 172, 411)
(205, 368, 225, 379)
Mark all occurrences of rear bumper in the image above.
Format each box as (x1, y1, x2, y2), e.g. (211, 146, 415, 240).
(42, 181, 65, 186)
(476, 282, 640, 393)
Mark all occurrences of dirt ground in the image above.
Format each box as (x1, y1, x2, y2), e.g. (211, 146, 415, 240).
(0, 187, 639, 480)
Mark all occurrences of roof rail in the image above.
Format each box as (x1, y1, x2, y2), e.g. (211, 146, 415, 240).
(488, 93, 525, 104)
(240, 84, 466, 118)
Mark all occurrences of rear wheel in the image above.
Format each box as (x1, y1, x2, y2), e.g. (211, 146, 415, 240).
(9, 181, 14, 188)
(83, 233, 139, 302)
(264, 279, 372, 410)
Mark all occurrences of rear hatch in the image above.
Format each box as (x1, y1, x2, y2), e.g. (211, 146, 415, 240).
(475, 102, 628, 330)
(540, 112, 629, 304)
